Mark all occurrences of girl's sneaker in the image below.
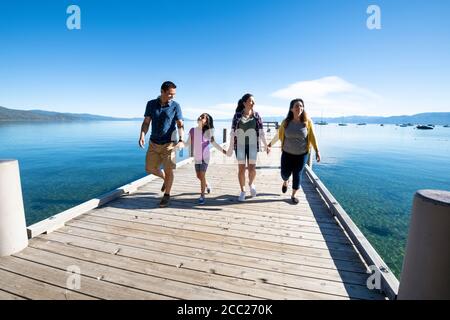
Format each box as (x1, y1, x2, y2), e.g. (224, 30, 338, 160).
(238, 191, 246, 202)
(198, 196, 206, 205)
(250, 184, 257, 197)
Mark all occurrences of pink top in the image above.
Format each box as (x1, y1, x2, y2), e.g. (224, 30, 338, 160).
(189, 127, 211, 163)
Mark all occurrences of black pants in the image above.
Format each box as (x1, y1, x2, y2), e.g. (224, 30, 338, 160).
(280, 151, 308, 190)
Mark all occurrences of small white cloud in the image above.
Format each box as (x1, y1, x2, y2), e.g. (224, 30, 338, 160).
(271, 76, 382, 117)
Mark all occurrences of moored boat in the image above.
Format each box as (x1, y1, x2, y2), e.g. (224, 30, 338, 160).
(416, 125, 434, 130)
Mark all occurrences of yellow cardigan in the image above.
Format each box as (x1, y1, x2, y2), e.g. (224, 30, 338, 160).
(269, 119, 319, 154)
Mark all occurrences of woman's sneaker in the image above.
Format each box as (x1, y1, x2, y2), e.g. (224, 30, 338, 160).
(249, 184, 257, 197)
(238, 191, 246, 202)
(206, 183, 211, 194)
(291, 196, 299, 205)
(198, 196, 206, 205)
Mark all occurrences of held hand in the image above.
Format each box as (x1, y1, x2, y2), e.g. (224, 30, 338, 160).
(316, 152, 321, 163)
(175, 141, 185, 150)
(226, 145, 234, 157)
(139, 137, 145, 148)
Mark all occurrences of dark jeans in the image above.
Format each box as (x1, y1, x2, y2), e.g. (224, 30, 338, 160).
(280, 151, 308, 190)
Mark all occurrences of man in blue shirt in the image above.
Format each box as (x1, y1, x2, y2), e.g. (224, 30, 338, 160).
(139, 81, 184, 207)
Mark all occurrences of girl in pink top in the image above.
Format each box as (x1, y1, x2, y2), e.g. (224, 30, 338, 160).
(185, 113, 227, 204)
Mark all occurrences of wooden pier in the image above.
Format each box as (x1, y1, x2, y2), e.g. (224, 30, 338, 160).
(0, 140, 399, 300)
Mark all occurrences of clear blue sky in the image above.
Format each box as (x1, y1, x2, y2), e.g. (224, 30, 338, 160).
(1, 0, 449, 118)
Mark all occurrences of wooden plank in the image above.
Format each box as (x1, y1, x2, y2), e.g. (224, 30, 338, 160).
(75, 214, 361, 258)
(135, 184, 331, 217)
(100, 204, 344, 235)
(0, 289, 26, 300)
(112, 190, 336, 223)
(168, 179, 325, 197)
(29, 237, 346, 300)
(115, 190, 336, 221)
(1, 253, 169, 300)
(66, 219, 366, 272)
(0, 267, 94, 300)
(16, 243, 251, 300)
(98, 206, 345, 244)
(90, 208, 351, 245)
(136, 170, 327, 198)
(112, 194, 334, 223)
(69, 216, 361, 261)
(55, 225, 369, 285)
(34, 232, 382, 300)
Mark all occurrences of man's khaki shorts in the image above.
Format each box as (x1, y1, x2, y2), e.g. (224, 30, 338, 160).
(146, 141, 176, 173)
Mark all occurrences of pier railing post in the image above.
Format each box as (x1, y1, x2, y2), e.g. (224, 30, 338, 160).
(223, 128, 227, 144)
(0, 160, 28, 256)
(398, 189, 450, 300)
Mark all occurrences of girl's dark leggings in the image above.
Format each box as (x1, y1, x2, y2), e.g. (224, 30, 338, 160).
(280, 151, 308, 190)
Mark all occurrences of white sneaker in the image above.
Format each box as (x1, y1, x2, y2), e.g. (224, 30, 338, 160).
(250, 184, 257, 197)
(238, 191, 246, 202)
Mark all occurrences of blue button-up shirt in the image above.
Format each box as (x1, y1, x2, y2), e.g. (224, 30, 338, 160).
(144, 98, 183, 145)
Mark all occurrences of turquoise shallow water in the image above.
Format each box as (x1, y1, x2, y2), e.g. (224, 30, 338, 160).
(312, 124, 450, 277)
(1, 120, 449, 277)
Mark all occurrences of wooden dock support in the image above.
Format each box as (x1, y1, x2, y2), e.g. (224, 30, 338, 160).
(398, 189, 450, 300)
(0, 160, 28, 256)
(223, 128, 227, 143)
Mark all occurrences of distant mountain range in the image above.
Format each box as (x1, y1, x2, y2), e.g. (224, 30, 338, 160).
(312, 113, 450, 125)
(0, 106, 141, 122)
(218, 113, 450, 125)
(1, 106, 449, 125)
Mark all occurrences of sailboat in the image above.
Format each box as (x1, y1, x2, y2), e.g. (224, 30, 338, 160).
(338, 115, 347, 126)
(315, 111, 328, 125)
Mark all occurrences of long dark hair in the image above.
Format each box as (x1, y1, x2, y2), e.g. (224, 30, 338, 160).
(201, 113, 215, 141)
(235, 93, 253, 113)
(284, 98, 308, 128)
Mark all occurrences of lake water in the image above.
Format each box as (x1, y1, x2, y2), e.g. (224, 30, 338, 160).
(1, 120, 449, 277)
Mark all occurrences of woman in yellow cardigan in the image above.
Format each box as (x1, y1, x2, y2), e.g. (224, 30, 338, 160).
(268, 99, 321, 204)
